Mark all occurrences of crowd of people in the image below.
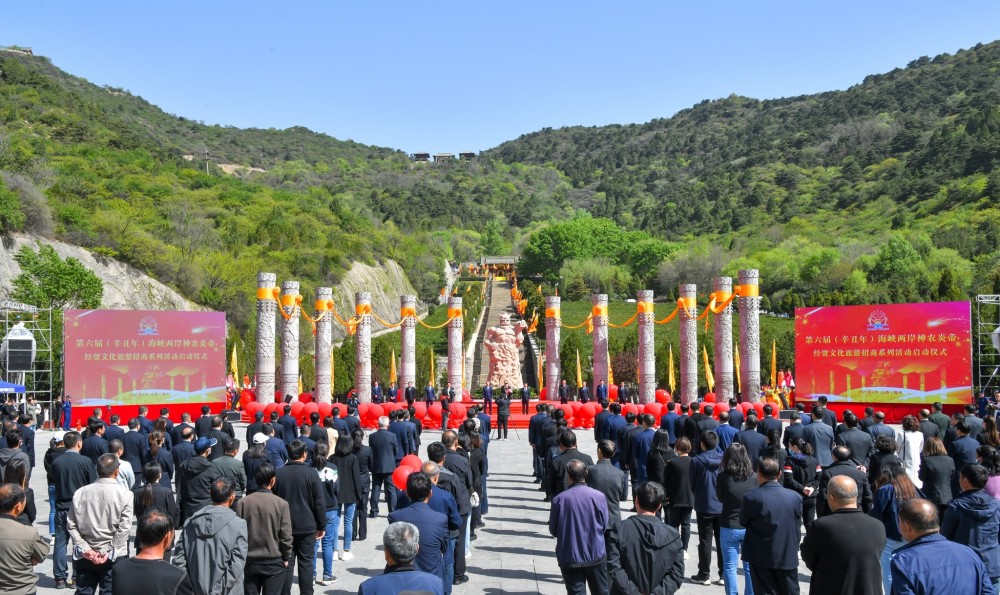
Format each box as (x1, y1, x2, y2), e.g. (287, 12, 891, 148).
(5, 392, 1000, 595)
(529, 396, 1000, 595)
(0, 399, 505, 595)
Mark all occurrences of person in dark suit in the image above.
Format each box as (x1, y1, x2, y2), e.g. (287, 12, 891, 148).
(262, 423, 287, 470)
(194, 405, 213, 438)
(388, 411, 412, 463)
(740, 457, 803, 595)
(207, 416, 230, 461)
(735, 417, 767, 463)
(424, 382, 437, 405)
(482, 383, 494, 415)
(757, 404, 782, 442)
(816, 398, 838, 429)
(135, 405, 155, 435)
(919, 437, 955, 513)
(918, 409, 940, 441)
(277, 405, 298, 444)
(547, 430, 595, 498)
(369, 416, 400, 516)
(660, 402, 679, 446)
(948, 421, 979, 492)
(836, 413, 874, 469)
(558, 380, 570, 405)
(80, 421, 109, 463)
(728, 400, 744, 429)
(586, 440, 628, 528)
(387, 472, 449, 587)
(245, 411, 265, 443)
(520, 383, 531, 415)
(801, 475, 886, 595)
(663, 437, 695, 552)
(122, 419, 148, 473)
(782, 412, 806, 449)
(404, 381, 417, 408)
(171, 413, 194, 446)
(595, 380, 608, 404)
(579, 384, 591, 404)
(817, 446, 874, 516)
(16, 415, 36, 468)
(804, 408, 836, 467)
(103, 414, 125, 446)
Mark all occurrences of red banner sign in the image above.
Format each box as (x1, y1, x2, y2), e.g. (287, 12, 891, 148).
(795, 302, 972, 409)
(64, 310, 227, 411)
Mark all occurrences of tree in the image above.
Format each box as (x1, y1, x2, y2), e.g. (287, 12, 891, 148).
(0, 177, 25, 233)
(935, 266, 963, 301)
(478, 218, 509, 256)
(11, 245, 103, 310)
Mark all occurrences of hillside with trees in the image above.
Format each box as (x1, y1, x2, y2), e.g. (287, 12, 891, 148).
(487, 41, 1000, 308)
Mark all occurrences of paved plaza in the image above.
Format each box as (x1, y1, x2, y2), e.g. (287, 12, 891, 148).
(29, 422, 816, 594)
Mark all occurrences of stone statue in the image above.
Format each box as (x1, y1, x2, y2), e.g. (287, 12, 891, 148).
(484, 312, 528, 389)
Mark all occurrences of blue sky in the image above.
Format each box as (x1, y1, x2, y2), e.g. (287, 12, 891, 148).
(5, 2, 1000, 155)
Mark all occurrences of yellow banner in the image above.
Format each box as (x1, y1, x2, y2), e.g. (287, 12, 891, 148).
(668, 344, 676, 394)
(592, 305, 608, 318)
(257, 287, 280, 300)
(355, 304, 372, 316)
(703, 345, 715, 391)
(545, 307, 560, 319)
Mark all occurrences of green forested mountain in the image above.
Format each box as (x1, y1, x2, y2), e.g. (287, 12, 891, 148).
(2, 40, 1000, 339)
(487, 42, 1000, 307)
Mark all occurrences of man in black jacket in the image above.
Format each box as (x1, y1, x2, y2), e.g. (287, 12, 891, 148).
(369, 416, 399, 517)
(441, 431, 474, 585)
(80, 420, 109, 464)
(277, 405, 298, 444)
(587, 440, 628, 528)
(607, 481, 684, 595)
(802, 475, 885, 595)
(171, 413, 193, 446)
(274, 440, 325, 595)
(207, 416, 231, 461)
(51, 431, 97, 588)
(836, 414, 874, 470)
(245, 411, 265, 443)
(178, 436, 223, 523)
(816, 446, 874, 517)
(547, 430, 595, 499)
(741, 458, 802, 594)
(194, 405, 213, 438)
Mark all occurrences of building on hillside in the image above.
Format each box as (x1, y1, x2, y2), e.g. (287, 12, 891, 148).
(459, 152, 476, 161)
(433, 153, 455, 162)
(479, 256, 518, 267)
(412, 152, 430, 162)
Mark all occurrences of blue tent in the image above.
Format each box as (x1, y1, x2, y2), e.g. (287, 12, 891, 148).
(0, 380, 26, 393)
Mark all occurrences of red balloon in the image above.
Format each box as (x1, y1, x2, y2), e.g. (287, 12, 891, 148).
(570, 402, 583, 415)
(298, 392, 314, 404)
(539, 387, 548, 401)
(452, 404, 467, 421)
(368, 404, 384, 420)
(582, 403, 598, 419)
(427, 402, 442, 420)
(401, 454, 422, 472)
(290, 401, 305, 417)
(412, 402, 427, 419)
(752, 402, 765, 418)
(264, 403, 278, 417)
(740, 402, 754, 414)
(609, 385, 619, 401)
(274, 390, 283, 403)
(317, 402, 332, 419)
(558, 404, 574, 420)
(392, 466, 414, 491)
(704, 392, 717, 403)
(655, 389, 669, 404)
(715, 403, 730, 414)
(622, 403, 639, 417)
(462, 389, 471, 402)
(303, 402, 319, 417)
(645, 403, 662, 418)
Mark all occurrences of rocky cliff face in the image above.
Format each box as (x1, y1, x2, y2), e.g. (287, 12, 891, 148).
(0, 233, 202, 310)
(330, 260, 429, 341)
(0, 234, 429, 337)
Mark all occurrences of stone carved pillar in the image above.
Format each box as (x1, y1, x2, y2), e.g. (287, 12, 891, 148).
(447, 297, 464, 399)
(314, 287, 333, 404)
(592, 294, 609, 391)
(544, 296, 561, 399)
(738, 269, 762, 403)
(355, 292, 373, 403)
(400, 295, 417, 390)
(279, 281, 301, 399)
(713, 277, 735, 403)
(679, 284, 698, 404)
(255, 273, 278, 404)
(637, 290, 656, 404)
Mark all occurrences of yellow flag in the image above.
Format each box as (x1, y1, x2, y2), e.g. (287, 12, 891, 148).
(734, 346, 741, 394)
(771, 339, 778, 387)
(430, 348, 435, 385)
(298, 375, 303, 395)
(229, 344, 239, 381)
(539, 355, 545, 391)
(390, 349, 397, 386)
(607, 349, 614, 386)
(703, 345, 715, 391)
(576, 349, 583, 388)
(668, 344, 676, 394)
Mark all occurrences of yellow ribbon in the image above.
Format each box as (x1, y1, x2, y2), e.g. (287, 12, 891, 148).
(637, 301, 654, 313)
(734, 284, 759, 297)
(592, 305, 608, 319)
(655, 297, 697, 325)
(256, 287, 280, 301)
(279, 294, 302, 320)
(561, 314, 593, 330)
(355, 304, 372, 316)
(417, 309, 462, 329)
(545, 307, 560, 319)
(400, 306, 416, 318)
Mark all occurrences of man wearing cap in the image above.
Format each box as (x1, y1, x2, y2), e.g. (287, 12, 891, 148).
(67, 453, 133, 594)
(178, 435, 224, 524)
